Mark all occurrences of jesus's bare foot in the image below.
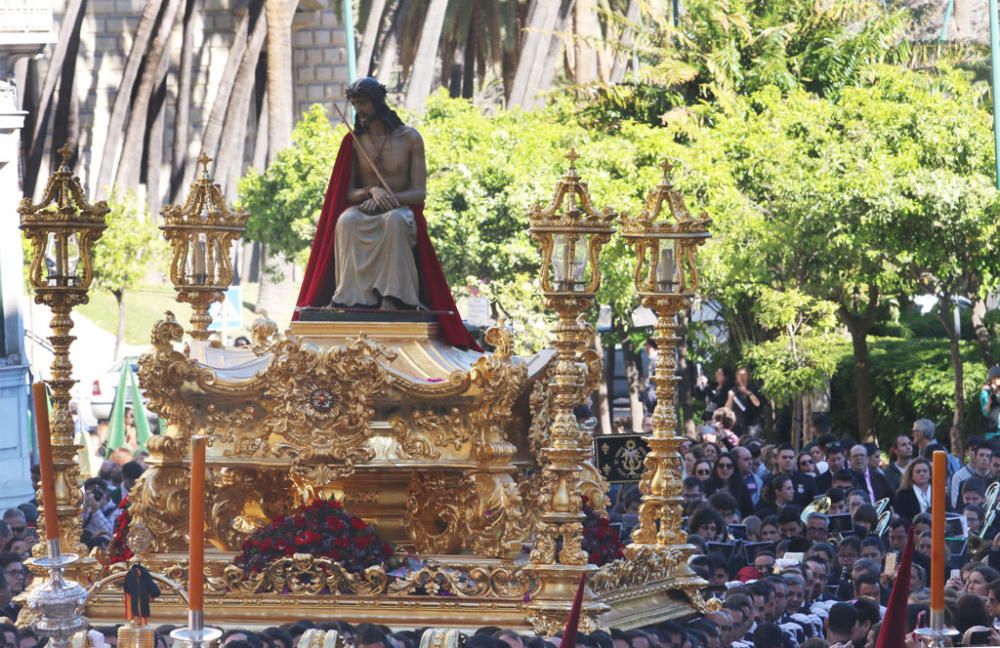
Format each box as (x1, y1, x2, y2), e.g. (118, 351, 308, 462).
(379, 298, 399, 311)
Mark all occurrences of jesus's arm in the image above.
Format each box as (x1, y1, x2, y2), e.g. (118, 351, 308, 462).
(389, 129, 427, 206)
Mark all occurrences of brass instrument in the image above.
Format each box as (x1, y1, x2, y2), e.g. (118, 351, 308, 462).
(969, 482, 1000, 560)
(801, 496, 831, 523)
(874, 497, 892, 537)
(875, 509, 892, 537)
(874, 497, 890, 517)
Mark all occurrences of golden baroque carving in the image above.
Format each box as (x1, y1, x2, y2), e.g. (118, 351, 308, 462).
(590, 545, 680, 594)
(261, 335, 394, 461)
(127, 436, 189, 553)
(406, 473, 464, 554)
(407, 472, 528, 559)
(525, 610, 597, 637)
(138, 312, 196, 432)
(207, 468, 269, 550)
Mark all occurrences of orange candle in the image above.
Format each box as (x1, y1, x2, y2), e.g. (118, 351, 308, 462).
(188, 435, 207, 611)
(32, 382, 59, 541)
(931, 450, 946, 611)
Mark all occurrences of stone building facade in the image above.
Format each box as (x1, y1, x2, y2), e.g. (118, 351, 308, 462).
(43, 0, 350, 202)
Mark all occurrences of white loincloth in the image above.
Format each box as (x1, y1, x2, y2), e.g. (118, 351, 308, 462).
(332, 205, 420, 307)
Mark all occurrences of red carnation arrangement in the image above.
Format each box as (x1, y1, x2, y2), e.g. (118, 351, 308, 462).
(581, 496, 625, 566)
(237, 498, 394, 575)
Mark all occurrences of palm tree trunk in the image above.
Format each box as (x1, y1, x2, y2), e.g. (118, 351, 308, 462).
(376, 0, 410, 86)
(144, 52, 171, 215)
(508, 0, 574, 108)
(252, 90, 269, 170)
(218, 8, 267, 196)
(115, 0, 182, 191)
(94, 0, 164, 198)
(25, 0, 86, 198)
(404, 0, 450, 114)
(265, 0, 297, 156)
(573, 0, 599, 84)
(40, 0, 85, 190)
(534, 2, 575, 105)
(357, 0, 388, 77)
(170, 0, 197, 202)
(201, 6, 254, 165)
(610, 0, 641, 83)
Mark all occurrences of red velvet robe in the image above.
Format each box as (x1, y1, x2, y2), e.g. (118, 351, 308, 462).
(294, 134, 480, 350)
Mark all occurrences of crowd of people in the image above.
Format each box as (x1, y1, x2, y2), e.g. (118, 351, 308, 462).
(642, 365, 1000, 648)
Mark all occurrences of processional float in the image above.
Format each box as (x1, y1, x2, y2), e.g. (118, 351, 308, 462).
(18, 147, 716, 638)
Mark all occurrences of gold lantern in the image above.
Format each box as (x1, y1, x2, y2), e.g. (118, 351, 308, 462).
(621, 160, 710, 549)
(524, 150, 615, 634)
(19, 144, 109, 553)
(160, 154, 248, 340)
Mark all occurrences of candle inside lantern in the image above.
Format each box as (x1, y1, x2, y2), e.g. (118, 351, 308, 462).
(32, 382, 59, 541)
(931, 450, 946, 614)
(659, 246, 675, 291)
(188, 435, 207, 611)
(191, 239, 207, 284)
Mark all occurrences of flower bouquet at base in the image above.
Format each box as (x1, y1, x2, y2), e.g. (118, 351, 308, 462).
(236, 498, 397, 575)
(582, 496, 625, 566)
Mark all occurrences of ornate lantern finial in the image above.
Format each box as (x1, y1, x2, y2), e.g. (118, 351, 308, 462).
(528, 150, 616, 298)
(18, 154, 108, 557)
(621, 159, 711, 298)
(160, 156, 248, 340)
(621, 160, 711, 564)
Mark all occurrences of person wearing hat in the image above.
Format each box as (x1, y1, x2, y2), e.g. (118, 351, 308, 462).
(981, 366, 1000, 439)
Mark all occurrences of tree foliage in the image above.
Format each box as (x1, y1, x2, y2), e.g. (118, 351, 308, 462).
(239, 105, 344, 265)
(92, 189, 164, 358)
(92, 190, 164, 296)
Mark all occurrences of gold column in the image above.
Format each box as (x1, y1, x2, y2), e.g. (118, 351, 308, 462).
(160, 154, 248, 341)
(19, 145, 109, 556)
(524, 151, 616, 634)
(621, 161, 710, 578)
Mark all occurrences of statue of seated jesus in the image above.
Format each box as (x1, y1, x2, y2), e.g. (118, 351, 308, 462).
(334, 78, 423, 310)
(294, 77, 479, 350)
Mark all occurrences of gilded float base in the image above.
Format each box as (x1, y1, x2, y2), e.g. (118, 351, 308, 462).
(83, 552, 701, 631)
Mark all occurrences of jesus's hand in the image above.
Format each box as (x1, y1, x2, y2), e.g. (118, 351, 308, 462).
(370, 186, 399, 210)
(359, 198, 380, 214)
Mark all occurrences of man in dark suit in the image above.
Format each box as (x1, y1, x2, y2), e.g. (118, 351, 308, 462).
(772, 444, 817, 507)
(849, 444, 895, 507)
(816, 442, 847, 494)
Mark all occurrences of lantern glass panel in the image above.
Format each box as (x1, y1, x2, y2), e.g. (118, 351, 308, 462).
(188, 234, 208, 286)
(655, 240, 680, 293)
(43, 231, 81, 287)
(551, 233, 589, 292)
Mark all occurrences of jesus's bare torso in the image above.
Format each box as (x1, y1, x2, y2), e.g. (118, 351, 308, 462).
(347, 125, 426, 210)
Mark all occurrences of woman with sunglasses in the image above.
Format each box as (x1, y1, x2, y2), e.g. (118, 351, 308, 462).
(797, 451, 818, 477)
(703, 453, 754, 518)
(693, 460, 714, 484)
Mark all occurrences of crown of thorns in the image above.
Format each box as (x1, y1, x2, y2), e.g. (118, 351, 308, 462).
(346, 77, 388, 102)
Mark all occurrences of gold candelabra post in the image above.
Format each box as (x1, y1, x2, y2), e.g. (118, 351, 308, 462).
(160, 154, 248, 340)
(19, 145, 109, 555)
(621, 161, 710, 551)
(524, 150, 616, 634)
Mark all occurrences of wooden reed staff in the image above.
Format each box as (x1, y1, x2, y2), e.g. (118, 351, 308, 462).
(332, 103, 400, 209)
